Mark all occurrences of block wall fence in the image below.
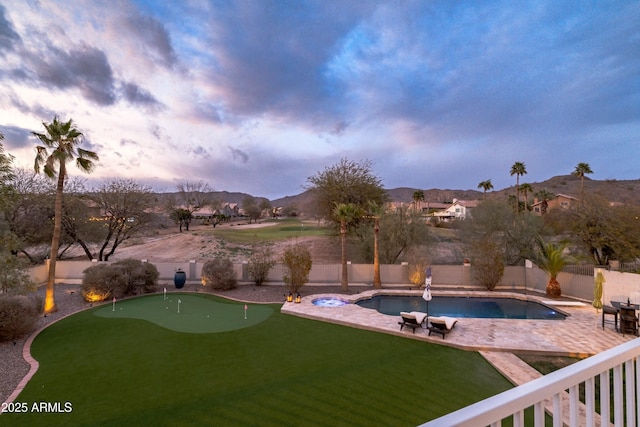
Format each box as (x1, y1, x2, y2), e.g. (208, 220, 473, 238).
(30, 260, 640, 304)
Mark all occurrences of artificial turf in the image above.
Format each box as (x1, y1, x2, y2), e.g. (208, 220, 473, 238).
(2, 293, 514, 426)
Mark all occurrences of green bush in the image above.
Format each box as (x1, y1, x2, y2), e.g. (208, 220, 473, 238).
(112, 259, 159, 294)
(202, 258, 237, 290)
(0, 249, 36, 296)
(81, 259, 160, 302)
(282, 243, 312, 294)
(0, 295, 42, 342)
(81, 263, 124, 302)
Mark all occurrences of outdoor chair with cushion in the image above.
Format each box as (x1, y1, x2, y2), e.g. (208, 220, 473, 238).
(428, 316, 458, 339)
(398, 311, 428, 333)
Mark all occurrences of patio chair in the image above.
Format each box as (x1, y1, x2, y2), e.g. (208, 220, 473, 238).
(398, 311, 428, 333)
(428, 316, 458, 339)
(602, 305, 618, 331)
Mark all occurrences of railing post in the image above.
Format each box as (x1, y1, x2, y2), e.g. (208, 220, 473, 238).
(614, 364, 624, 426)
(553, 393, 562, 427)
(569, 385, 579, 426)
(600, 371, 610, 426)
(585, 377, 595, 427)
(625, 359, 636, 427)
(534, 402, 544, 426)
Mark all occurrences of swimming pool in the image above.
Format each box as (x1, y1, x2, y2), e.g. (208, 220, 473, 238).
(356, 295, 566, 320)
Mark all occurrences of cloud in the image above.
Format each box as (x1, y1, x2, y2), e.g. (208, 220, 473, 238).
(204, 1, 376, 126)
(0, 124, 31, 150)
(121, 12, 178, 69)
(228, 146, 249, 163)
(27, 43, 116, 105)
(120, 81, 164, 111)
(0, 4, 21, 53)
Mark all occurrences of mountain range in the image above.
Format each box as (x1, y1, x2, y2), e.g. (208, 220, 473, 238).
(180, 174, 640, 216)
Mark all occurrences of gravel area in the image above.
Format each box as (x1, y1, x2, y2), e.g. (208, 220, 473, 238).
(0, 282, 375, 404)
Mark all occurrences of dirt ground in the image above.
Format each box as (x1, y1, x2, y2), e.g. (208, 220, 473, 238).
(100, 222, 343, 264)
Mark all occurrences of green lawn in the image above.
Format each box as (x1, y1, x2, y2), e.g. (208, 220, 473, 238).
(211, 218, 331, 243)
(2, 293, 514, 426)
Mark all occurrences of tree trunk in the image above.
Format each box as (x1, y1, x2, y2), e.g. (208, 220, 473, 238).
(44, 164, 66, 313)
(373, 218, 381, 288)
(546, 277, 561, 297)
(340, 220, 348, 291)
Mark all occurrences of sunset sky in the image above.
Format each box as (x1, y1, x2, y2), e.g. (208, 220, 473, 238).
(1, 1, 638, 200)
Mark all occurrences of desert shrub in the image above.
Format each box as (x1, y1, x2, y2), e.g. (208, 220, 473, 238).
(81, 264, 125, 302)
(112, 258, 159, 294)
(282, 243, 312, 294)
(470, 240, 505, 291)
(81, 259, 160, 302)
(247, 242, 276, 285)
(0, 250, 36, 296)
(202, 258, 237, 290)
(0, 295, 42, 342)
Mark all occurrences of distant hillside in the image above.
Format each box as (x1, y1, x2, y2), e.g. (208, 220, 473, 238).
(487, 175, 640, 205)
(269, 175, 640, 216)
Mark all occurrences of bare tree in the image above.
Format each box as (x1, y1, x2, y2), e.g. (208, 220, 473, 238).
(91, 179, 155, 261)
(171, 180, 212, 231)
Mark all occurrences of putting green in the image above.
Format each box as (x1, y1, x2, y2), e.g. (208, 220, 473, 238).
(94, 293, 273, 333)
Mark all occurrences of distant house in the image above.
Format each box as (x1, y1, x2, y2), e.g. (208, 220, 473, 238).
(216, 203, 240, 218)
(531, 194, 579, 215)
(432, 199, 479, 221)
(412, 200, 450, 214)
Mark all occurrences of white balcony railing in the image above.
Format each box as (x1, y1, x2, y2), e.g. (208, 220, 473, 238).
(420, 338, 640, 427)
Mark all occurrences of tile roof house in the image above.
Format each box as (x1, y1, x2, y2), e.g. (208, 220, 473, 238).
(531, 193, 579, 215)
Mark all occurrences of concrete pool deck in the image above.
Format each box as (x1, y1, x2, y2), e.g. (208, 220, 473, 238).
(281, 289, 635, 357)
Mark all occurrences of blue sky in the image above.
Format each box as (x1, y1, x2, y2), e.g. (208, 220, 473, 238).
(0, 0, 638, 200)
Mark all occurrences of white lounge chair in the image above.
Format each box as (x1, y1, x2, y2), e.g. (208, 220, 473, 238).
(428, 316, 458, 339)
(398, 311, 428, 333)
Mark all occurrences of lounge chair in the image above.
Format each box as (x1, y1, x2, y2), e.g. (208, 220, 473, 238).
(428, 316, 458, 339)
(398, 311, 428, 333)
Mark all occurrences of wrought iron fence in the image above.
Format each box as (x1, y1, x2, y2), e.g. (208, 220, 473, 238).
(562, 264, 595, 276)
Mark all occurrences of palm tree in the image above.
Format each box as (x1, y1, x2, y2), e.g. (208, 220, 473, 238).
(33, 117, 99, 313)
(477, 179, 493, 200)
(510, 162, 527, 213)
(368, 201, 385, 289)
(519, 183, 533, 211)
(334, 202, 359, 291)
(573, 162, 593, 202)
(412, 190, 425, 212)
(530, 237, 573, 297)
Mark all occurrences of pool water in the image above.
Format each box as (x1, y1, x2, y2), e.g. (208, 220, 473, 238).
(356, 295, 566, 320)
(312, 297, 348, 307)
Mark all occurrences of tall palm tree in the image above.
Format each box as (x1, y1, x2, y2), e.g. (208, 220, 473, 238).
(334, 202, 359, 291)
(477, 179, 493, 200)
(368, 201, 385, 289)
(412, 190, 425, 212)
(519, 183, 533, 211)
(573, 162, 593, 202)
(510, 161, 527, 213)
(33, 117, 99, 313)
(530, 237, 573, 297)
